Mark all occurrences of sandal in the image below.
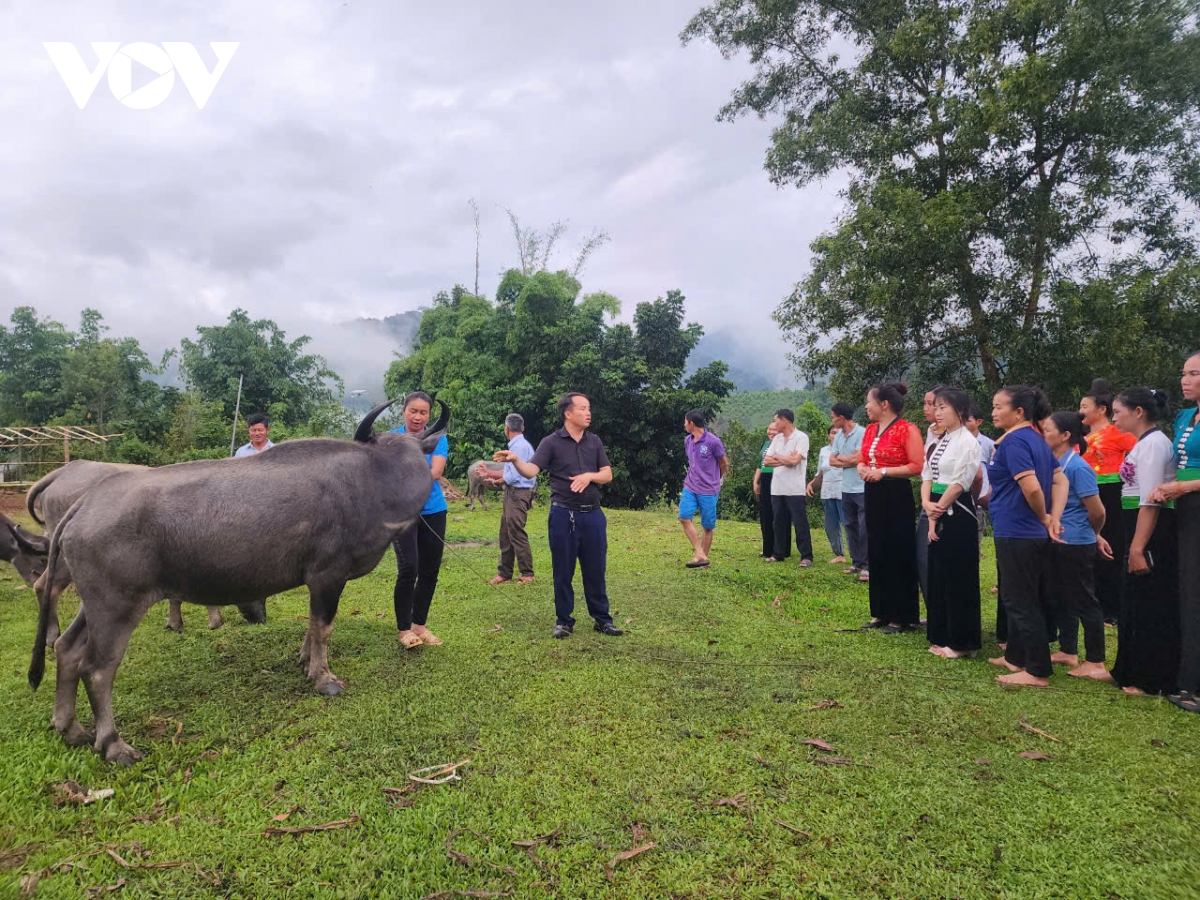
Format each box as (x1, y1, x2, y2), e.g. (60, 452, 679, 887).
(417, 630, 443, 646)
(858, 572, 870, 583)
(397, 630, 423, 650)
(685, 559, 710, 568)
(1168, 691, 1200, 713)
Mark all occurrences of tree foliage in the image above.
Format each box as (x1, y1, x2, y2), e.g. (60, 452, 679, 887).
(684, 0, 1200, 404)
(386, 273, 734, 508)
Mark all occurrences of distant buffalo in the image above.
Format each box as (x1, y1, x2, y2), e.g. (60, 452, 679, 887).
(466, 459, 505, 511)
(1, 512, 48, 586)
(31, 399, 448, 765)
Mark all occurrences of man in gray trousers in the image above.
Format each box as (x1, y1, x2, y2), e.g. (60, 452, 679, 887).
(477, 414, 537, 584)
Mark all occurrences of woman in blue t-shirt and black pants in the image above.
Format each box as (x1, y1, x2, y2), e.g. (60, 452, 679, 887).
(987, 386, 1069, 688)
(391, 392, 450, 651)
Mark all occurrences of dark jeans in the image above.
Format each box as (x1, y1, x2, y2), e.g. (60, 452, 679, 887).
(1179, 492, 1200, 693)
(498, 486, 535, 578)
(822, 498, 844, 557)
(771, 494, 814, 562)
(758, 472, 775, 556)
(841, 491, 868, 571)
(393, 510, 447, 630)
(916, 510, 930, 607)
(995, 537, 1053, 678)
(548, 504, 612, 628)
(1052, 543, 1106, 663)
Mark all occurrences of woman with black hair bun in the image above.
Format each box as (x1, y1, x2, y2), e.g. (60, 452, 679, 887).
(1111, 387, 1178, 695)
(855, 382, 925, 632)
(1080, 378, 1137, 626)
(1041, 412, 1114, 681)
(1150, 351, 1200, 712)
(986, 385, 1069, 688)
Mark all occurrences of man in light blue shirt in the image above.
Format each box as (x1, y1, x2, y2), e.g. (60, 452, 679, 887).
(478, 413, 537, 584)
(829, 402, 868, 579)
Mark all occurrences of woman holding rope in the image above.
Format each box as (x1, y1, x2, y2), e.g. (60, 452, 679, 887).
(391, 391, 450, 651)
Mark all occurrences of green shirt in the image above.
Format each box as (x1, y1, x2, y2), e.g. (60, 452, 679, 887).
(759, 439, 774, 474)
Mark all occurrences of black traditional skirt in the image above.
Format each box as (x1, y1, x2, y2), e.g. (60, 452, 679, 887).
(865, 478, 920, 625)
(1111, 507, 1180, 694)
(926, 491, 981, 651)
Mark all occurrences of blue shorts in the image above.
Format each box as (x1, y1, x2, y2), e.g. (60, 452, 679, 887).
(679, 489, 718, 531)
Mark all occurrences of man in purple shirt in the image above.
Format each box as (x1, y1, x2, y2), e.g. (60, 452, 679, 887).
(679, 409, 728, 568)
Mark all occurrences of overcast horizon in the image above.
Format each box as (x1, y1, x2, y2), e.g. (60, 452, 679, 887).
(0, 0, 849, 390)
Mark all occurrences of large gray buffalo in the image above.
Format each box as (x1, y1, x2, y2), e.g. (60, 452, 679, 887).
(31, 399, 447, 765)
(23, 460, 266, 636)
(1, 512, 48, 585)
(466, 459, 504, 511)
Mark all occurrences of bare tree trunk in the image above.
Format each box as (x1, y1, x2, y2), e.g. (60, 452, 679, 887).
(468, 198, 481, 296)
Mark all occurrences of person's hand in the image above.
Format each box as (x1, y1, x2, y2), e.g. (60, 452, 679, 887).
(570, 473, 593, 493)
(924, 500, 942, 519)
(1097, 535, 1115, 561)
(493, 450, 515, 463)
(753, 481, 760, 497)
(856, 464, 871, 481)
(763, 455, 779, 468)
(1128, 546, 1149, 574)
(1044, 514, 1065, 544)
(864, 467, 884, 483)
(1149, 481, 1183, 503)
(806, 481, 815, 498)
(474, 464, 490, 477)
(928, 521, 939, 543)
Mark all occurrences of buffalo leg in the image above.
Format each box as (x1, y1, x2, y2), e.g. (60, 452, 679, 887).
(34, 567, 68, 653)
(80, 595, 154, 766)
(50, 608, 92, 748)
(237, 599, 267, 624)
(207, 606, 224, 629)
(301, 579, 346, 696)
(165, 599, 185, 632)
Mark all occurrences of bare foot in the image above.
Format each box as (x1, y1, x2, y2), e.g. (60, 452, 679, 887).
(1050, 652, 1079, 667)
(1122, 686, 1147, 696)
(997, 671, 1049, 687)
(998, 642, 1007, 651)
(1068, 662, 1114, 682)
(990, 586, 998, 594)
(929, 645, 947, 656)
(829, 556, 845, 564)
(941, 648, 977, 659)
(489, 576, 511, 585)
(988, 656, 1022, 673)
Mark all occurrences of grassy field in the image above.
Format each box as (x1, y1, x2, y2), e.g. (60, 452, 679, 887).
(0, 503, 1197, 899)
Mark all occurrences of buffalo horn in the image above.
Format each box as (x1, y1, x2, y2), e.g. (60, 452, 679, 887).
(353, 398, 398, 443)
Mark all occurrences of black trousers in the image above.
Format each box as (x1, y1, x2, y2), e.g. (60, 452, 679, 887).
(926, 495, 981, 651)
(995, 537, 1053, 678)
(1094, 481, 1126, 623)
(1178, 492, 1200, 693)
(1112, 507, 1180, 695)
(771, 494, 814, 562)
(916, 510, 931, 609)
(1051, 543, 1106, 663)
(548, 505, 612, 628)
(393, 510, 447, 630)
(865, 478, 920, 625)
(758, 472, 776, 556)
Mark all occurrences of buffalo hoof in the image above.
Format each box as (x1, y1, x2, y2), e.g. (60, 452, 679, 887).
(165, 620, 183, 633)
(103, 740, 144, 767)
(59, 722, 94, 748)
(314, 678, 345, 697)
(238, 601, 268, 625)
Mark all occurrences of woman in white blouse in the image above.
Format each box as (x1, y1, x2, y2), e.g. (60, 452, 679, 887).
(1111, 386, 1179, 696)
(921, 387, 982, 658)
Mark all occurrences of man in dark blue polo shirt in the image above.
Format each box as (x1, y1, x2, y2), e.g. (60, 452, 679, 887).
(494, 392, 624, 639)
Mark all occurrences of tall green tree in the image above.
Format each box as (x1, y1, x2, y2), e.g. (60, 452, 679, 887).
(179, 309, 343, 427)
(58, 309, 160, 432)
(684, 0, 1200, 401)
(0, 306, 74, 424)
(386, 272, 734, 507)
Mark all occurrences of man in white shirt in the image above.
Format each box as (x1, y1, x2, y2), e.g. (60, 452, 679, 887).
(235, 414, 275, 457)
(763, 408, 813, 567)
(829, 401, 868, 579)
(808, 426, 846, 563)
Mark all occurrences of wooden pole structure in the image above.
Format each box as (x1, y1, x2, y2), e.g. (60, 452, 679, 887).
(229, 374, 244, 458)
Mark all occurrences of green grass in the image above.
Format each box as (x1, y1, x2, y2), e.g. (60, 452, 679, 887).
(1, 506, 1197, 899)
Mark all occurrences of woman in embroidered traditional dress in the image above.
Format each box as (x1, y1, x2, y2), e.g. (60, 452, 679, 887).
(1149, 351, 1200, 713)
(1111, 387, 1178, 695)
(1080, 378, 1138, 625)
(921, 388, 982, 657)
(854, 383, 924, 632)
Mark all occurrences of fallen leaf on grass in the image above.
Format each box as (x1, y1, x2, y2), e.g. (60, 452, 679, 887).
(350, 609, 361, 616)
(105, 848, 189, 871)
(483, 625, 503, 634)
(772, 596, 783, 609)
(1038, 780, 1062, 792)
(85, 878, 128, 896)
(51, 782, 114, 806)
(624, 618, 633, 625)
(1018, 715, 1062, 743)
(809, 699, 842, 710)
(271, 806, 304, 823)
(19, 872, 39, 898)
(773, 819, 811, 838)
(811, 756, 854, 766)
(974, 759, 992, 765)
(511, 827, 562, 866)
(801, 738, 836, 753)
(712, 793, 748, 810)
(1018, 751, 1052, 761)
(422, 891, 512, 900)
(1151, 739, 1166, 747)
(754, 754, 771, 768)
(262, 814, 362, 837)
(409, 758, 471, 785)
(602, 843, 656, 881)
(445, 829, 518, 877)
(631, 823, 652, 844)
(0, 843, 43, 872)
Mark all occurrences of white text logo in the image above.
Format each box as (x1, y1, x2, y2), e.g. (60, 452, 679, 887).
(43, 42, 239, 109)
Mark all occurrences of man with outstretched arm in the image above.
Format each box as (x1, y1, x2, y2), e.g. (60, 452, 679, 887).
(494, 392, 624, 639)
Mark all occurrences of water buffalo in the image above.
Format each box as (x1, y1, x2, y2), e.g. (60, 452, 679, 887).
(31, 399, 447, 765)
(25, 460, 266, 635)
(466, 459, 505, 510)
(1, 512, 48, 585)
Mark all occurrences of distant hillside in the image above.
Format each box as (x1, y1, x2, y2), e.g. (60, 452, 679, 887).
(310, 310, 425, 404)
(686, 328, 802, 392)
(715, 387, 834, 430)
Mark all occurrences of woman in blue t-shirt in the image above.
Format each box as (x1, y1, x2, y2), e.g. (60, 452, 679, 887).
(986, 386, 1068, 689)
(391, 392, 450, 650)
(1041, 412, 1114, 682)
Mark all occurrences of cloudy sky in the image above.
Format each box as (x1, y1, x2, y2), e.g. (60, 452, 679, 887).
(0, 0, 848, 388)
